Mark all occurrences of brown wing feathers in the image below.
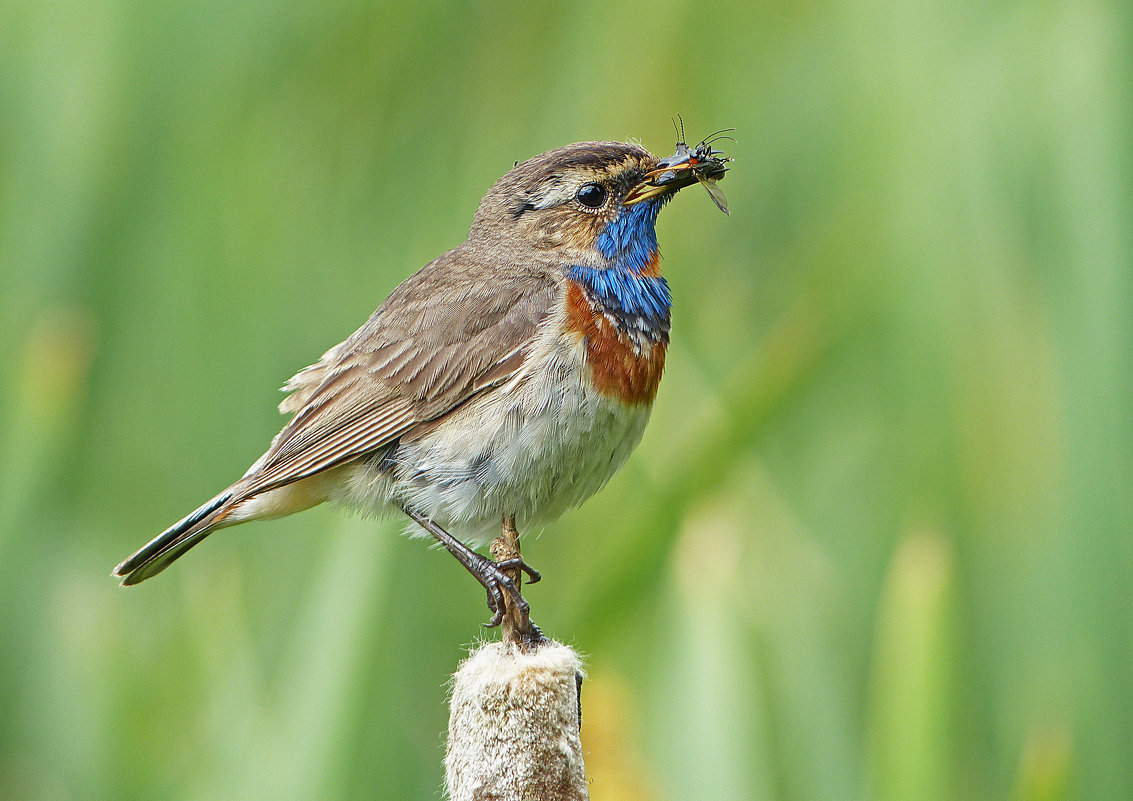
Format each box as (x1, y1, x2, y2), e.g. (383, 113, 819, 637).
(114, 256, 558, 585)
(246, 266, 557, 495)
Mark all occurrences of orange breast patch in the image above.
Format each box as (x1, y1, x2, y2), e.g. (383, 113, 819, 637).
(565, 282, 667, 406)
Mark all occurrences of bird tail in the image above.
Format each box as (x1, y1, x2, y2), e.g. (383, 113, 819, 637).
(113, 486, 243, 586)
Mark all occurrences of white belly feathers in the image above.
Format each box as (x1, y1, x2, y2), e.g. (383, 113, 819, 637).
(331, 331, 652, 546)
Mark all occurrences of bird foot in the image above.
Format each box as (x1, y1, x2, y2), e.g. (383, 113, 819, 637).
(480, 555, 541, 629)
(401, 505, 543, 641)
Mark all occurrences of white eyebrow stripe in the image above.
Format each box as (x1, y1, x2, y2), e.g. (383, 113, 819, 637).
(531, 183, 576, 209)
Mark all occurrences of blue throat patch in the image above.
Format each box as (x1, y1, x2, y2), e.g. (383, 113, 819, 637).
(595, 196, 665, 273)
(569, 198, 672, 339)
(568, 266, 671, 331)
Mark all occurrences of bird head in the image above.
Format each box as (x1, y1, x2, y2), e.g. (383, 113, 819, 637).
(469, 140, 728, 273)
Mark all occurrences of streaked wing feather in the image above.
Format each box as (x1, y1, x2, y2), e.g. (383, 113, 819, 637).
(247, 253, 559, 496)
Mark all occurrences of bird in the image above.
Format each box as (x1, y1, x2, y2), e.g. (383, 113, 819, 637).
(114, 137, 730, 628)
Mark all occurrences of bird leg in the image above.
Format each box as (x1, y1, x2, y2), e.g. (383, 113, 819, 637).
(490, 514, 545, 647)
(402, 507, 540, 634)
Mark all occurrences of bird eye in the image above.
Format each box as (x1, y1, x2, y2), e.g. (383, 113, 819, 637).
(576, 183, 608, 209)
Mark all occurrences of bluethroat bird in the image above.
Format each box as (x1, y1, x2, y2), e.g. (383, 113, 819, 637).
(114, 136, 730, 628)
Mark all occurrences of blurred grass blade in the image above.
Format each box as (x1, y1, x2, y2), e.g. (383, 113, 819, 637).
(866, 531, 954, 801)
(1009, 725, 1073, 801)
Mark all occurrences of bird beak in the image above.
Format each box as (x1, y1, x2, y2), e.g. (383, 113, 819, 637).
(624, 149, 730, 206)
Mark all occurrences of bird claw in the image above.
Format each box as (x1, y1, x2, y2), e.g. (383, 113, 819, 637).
(495, 556, 541, 584)
(478, 558, 533, 629)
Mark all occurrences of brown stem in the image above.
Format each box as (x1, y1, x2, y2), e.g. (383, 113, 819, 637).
(490, 514, 542, 648)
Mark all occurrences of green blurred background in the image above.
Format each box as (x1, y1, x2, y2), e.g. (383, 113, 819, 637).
(1, 0, 1129, 799)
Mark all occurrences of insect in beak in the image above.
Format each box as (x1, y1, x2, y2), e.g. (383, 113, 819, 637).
(626, 117, 734, 214)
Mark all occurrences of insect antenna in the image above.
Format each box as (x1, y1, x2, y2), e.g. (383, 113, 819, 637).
(699, 128, 737, 148)
(672, 113, 688, 146)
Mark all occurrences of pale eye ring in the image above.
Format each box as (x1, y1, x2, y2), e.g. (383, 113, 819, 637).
(576, 183, 608, 209)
